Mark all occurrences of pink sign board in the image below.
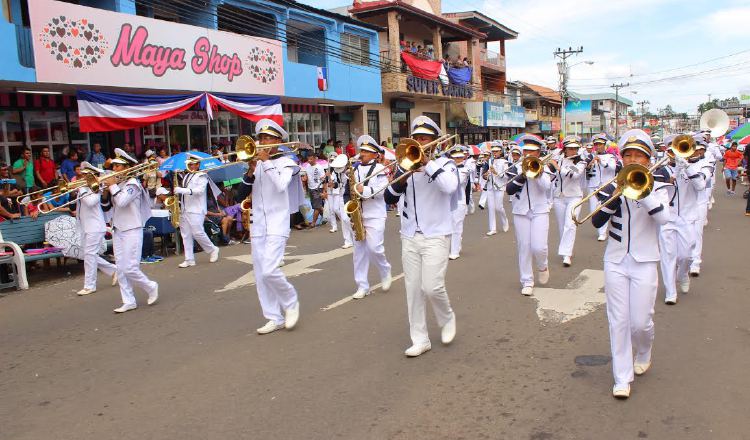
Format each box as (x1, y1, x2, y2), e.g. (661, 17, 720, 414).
(30, 0, 284, 95)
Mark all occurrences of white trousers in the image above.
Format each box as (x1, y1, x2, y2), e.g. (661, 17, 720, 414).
(252, 235, 298, 324)
(353, 217, 391, 291)
(113, 228, 157, 306)
(513, 212, 549, 287)
(328, 194, 342, 232)
(604, 254, 658, 387)
(588, 187, 607, 237)
(468, 189, 476, 214)
(478, 189, 488, 208)
(689, 205, 708, 270)
(402, 234, 454, 346)
(333, 195, 353, 245)
(450, 203, 467, 256)
(180, 212, 217, 263)
(82, 231, 116, 290)
(487, 189, 508, 232)
(658, 223, 693, 301)
(553, 196, 582, 258)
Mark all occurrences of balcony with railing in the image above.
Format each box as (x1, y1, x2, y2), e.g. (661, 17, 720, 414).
(480, 48, 505, 71)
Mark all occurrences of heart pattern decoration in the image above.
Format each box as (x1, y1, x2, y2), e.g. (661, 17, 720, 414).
(38, 15, 109, 69)
(245, 47, 279, 84)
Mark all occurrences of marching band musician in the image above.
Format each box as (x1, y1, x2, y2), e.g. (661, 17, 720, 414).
(483, 143, 510, 235)
(590, 129, 670, 399)
(586, 134, 618, 241)
(465, 149, 478, 215)
(449, 147, 470, 260)
(75, 161, 117, 296)
(174, 154, 220, 268)
(686, 136, 713, 277)
(550, 135, 587, 267)
(505, 135, 552, 297)
(349, 135, 392, 300)
(328, 154, 353, 249)
(384, 115, 458, 357)
(101, 148, 159, 313)
(237, 119, 302, 335)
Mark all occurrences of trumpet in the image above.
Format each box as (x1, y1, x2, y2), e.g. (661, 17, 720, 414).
(353, 134, 457, 199)
(572, 138, 695, 225)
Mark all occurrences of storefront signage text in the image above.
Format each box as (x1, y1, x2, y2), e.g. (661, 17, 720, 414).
(406, 76, 473, 99)
(484, 102, 525, 128)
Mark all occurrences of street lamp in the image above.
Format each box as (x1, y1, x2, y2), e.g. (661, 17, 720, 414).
(561, 60, 594, 137)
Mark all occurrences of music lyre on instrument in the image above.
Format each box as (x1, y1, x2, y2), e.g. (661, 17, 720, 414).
(572, 135, 696, 226)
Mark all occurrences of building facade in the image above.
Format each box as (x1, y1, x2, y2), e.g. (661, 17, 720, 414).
(520, 82, 561, 137)
(566, 91, 633, 137)
(0, 0, 382, 164)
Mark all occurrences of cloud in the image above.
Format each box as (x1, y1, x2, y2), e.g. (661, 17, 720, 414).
(705, 6, 750, 40)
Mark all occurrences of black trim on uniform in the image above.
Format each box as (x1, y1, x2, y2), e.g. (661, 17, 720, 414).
(609, 231, 622, 242)
(648, 205, 664, 215)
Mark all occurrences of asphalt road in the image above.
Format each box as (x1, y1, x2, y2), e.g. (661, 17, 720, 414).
(1, 189, 749, 440)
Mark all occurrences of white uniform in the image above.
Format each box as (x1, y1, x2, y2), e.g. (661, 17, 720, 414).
(592, 181, 670, 388)
(329, 169, 352, 246)
(77, 186, 116, 291)
(705, 143, 722, 206)
(174, 172, 218, 264)
(104, 177, 158, 306)
(587, 152, 617, 238)
(687, 157, 714, 273)
(505, 163, 553, 288)
(451, 162, 471, 257)
(350, 161, 391, 292)
(465, 156, 477, 214)
(385, 157, 458, 346)
(551, 156, 586, 258)
(484, 156, 509, 233)
(242, 156, 299, 325)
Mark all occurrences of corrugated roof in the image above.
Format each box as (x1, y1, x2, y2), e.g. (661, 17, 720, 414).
(520, 82, 561, 103)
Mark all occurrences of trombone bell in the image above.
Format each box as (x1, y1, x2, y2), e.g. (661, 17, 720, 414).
(670, 134, 696, 158)
(395, 138, 424, 171)
(618, 163, 653, 200)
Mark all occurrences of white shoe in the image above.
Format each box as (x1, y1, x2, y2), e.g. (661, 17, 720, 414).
(114, 303, 137, 313)
(147, 284, 159, 305)
(352, 288, 369, 299)
(502, 220, 510, 233)
(404, 343, 431, 357)
(329, 227, 337, 233)
(679, 278, 690, 294)
(381, 273, 392, 292)
(257, 320, 285, 335)
(441, 313, 456, 344)
(279, 259, 286, 267)
(689, 267, 700, 277)
(538, 267, 550, 285)
(634, 360, 651, 376)
(562, 256, 572, 267)
(178, 261, 196, 268)
(521, 286, 534, 296)
(449, 254, 460, 260)
(111, 273, 118, 286)
(209, 248, 220, 263)
(612, 384, 631, 399)
(597, 234, 607, 242)
(284, 302, 300, 329)
(341, 242, 353, 249)
(486, 230, 497, 236)
(665, 297, 677, 305)
(77, 288, 96, 296)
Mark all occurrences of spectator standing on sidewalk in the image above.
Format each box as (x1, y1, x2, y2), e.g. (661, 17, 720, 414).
(723, 142, 743, 195)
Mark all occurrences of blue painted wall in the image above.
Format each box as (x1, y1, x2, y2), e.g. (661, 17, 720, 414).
(0, 0, 382, 104)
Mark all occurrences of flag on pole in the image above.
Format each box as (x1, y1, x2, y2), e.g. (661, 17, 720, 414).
(317, 67, 328, 91)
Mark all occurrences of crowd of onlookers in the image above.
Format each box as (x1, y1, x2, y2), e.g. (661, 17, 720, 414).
(399, 40, 471, 69)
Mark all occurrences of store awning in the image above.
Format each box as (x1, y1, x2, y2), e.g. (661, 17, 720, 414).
(77, 90, 282, 132)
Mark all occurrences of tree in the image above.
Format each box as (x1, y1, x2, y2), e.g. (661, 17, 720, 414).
(662, 105, 675, 116)
(697, 99, 720, 114)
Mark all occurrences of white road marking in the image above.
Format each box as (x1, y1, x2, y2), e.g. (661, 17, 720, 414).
(531, 269, 606, 323)
(320, 273, 405, 311)
(215, 247, 353, 293)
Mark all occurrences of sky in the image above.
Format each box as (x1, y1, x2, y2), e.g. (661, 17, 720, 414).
(301, 0, 750, 114)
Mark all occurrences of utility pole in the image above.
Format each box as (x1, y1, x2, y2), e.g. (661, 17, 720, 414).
(637, 100, 649, 129)
(554, 46, 583, 137)
(611, 82, 629, 138)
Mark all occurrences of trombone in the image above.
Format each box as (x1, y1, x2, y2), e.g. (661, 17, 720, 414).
(353, 134, 457, 199)
(17, 178, 89, 205)
(572, 136, 695, 226)
(520, 152, 555, 179)
(190, 136, 300, 172)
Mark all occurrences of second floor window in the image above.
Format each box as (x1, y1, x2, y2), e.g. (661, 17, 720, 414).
(341, 33, 370, 66)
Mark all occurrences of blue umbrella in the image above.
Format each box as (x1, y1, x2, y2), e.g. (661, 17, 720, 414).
(158, 151, 221, 172)
(205, 162, 247, 183)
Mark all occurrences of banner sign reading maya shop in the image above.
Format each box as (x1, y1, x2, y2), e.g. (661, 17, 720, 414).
(564, 99, 591, 123)
(30, 0, 284, 95)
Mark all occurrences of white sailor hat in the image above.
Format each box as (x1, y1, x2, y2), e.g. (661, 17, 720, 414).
(111, 147, 138, 165)
(618, 129, 655, 157)
(144, 149, 155, 158)
(255, 118, 288, 141)
(156, 187, 170, 196)
(490, 142, 503, 152)
(562, 135, 581, 149)
(330, 154, 349, 170)
(357, 135, 381, 154)
(80, 161, 104, 175)
(185, 152, 202, 165)
(692, 134, 707, 150)
(545, 136, 557, 144)
(509, 145, 522, 155)
(663, 134, 677, 146)
(502, 140, 509, 145)
(517, 134, 543, 151)
(448, 146, 466, 158)
(592, 133, 608, 145)
(410, 115, 442, 137)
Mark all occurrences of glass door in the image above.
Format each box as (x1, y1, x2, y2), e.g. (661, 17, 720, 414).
(189, 125, 208, 151)
(169, 124, 188, 153)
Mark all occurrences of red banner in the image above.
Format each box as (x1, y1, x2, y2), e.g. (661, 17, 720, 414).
(401, 51, 442, 80)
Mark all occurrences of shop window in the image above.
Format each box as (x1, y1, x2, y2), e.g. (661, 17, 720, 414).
(367, 110, 380, 142)
(286, 20, 326, 67)
(0, 111, 23, 165)
(143, 122, 167, 151)
(209, 112, 239, 148)
(391, 110, 409, 144)
(341, 33, 370, 66)
(218, 4, 276, 40)
(284, 112, 330, 147)
(24, 111, 83, 161)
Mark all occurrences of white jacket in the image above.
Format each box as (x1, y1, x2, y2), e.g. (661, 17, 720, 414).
(77, 187, 107, 234)
(674, 160, 711, 221)
(587, 153, 617, 188)
(505, 164, 553, 215)
(485, 157, 508, 192)
(243, 157, 296, 238)
(353, 161, 387, 220)
(104, 178, 151, 232)
(552, 156, 586, 198)
(175, 172, 209, 216)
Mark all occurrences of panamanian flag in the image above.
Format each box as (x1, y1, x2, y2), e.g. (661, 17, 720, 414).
(317, 67, 328, 91)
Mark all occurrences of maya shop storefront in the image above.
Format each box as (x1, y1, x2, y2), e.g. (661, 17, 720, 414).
(4, 0, 294, 163)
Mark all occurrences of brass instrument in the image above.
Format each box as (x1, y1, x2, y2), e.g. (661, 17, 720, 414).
(165, 173, 181, 228)
(344, 159, 366, 241)
(18, 178, 89, 205)
(572, 139, 695, 225)
(240, 196, 252, 213)
(191, 136, 300, 172)
(520, 152, 554, 179)
(699, 109, 730, 138)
